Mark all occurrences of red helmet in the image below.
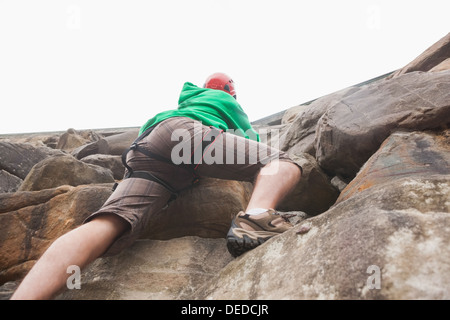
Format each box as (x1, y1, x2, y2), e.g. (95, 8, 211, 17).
(204, 72, 236, 99)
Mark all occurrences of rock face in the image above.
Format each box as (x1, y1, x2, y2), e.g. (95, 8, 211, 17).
(0, 170, 22, 193)
(280, 86, 362, 157)
(56, 128, 103, 153)
(314, 70, 450, 181)
(388, 32, 450, 78)
(0, 34, 449, 300)
(0, 184, 114, 284)
(337, 130, 450, 203)
(192, 130, 450, 300)
(0, 141, 64, 180)
(194, 176, 450, 300)
(71, 129, 140, 160)
(80, 154, 125, 180)
(19, 154, 115, 191)
(56, 237, 233, 300)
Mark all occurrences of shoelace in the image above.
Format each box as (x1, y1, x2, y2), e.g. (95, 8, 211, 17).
(273, 211, 296, 224)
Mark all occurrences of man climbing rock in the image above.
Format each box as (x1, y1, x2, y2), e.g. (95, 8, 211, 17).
(11, 72, 302, 299)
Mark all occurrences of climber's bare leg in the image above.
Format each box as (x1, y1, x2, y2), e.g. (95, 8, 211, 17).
(246, 160, 301, 211)
(10, 214, 128, 300)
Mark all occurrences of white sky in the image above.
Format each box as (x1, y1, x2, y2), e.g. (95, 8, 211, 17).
(0, 0, 449, 134)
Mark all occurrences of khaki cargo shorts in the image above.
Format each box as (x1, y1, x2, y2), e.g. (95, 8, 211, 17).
(84, 117, 300, 255)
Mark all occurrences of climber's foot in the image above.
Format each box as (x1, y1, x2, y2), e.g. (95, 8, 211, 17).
(226, 209, 293, 257)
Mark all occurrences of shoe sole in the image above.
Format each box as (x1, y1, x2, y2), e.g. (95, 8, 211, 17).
(226, 227, 278, 257)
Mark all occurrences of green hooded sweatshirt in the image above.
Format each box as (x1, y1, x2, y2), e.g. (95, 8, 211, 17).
(139, 82, 260, 141)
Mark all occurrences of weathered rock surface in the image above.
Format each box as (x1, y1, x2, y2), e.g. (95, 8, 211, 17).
(194, 177, 450, 300)
(1, 133, 60, 149)
(0, 184, 113, 284)
(80, 154, 125, 180)
(56, 128, 102, 152)
(0, 170, 22, 193)
(281, 86, 361, 157)
(193, 131, 450, 300)
(315, 70, 450, 181)
(430, 57, 450, 73)
(72, 129, 139, 160)
(388, 32, 450, 78)
(0, 141, 63, 180)
(337, 130, 450, 203)
(56, 237, 233, 300)
(18, 154, 115, 191)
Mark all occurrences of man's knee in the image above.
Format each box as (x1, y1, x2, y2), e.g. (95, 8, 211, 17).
(259, 160, 302, 178)
(88, 213, 130, 236)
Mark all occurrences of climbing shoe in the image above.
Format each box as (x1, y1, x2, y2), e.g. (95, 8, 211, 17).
(226, 209, 293, 257)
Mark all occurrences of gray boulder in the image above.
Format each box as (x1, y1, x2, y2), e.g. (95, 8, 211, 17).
(56, 128, 102, 152)
(0, 184, 113, 285)
(315, 70, 450, 181)
(81, 154, 125, 180)
(388, 32, 450, 78)
(338, 130, 450, 203)
(72, 129, 139, 159)
(0, 170, 22, 193)
(19, 154, 115, 191)
(281, 86, 361, 157)
(0, 141, 63, 180)
(56, 237, 233, 300)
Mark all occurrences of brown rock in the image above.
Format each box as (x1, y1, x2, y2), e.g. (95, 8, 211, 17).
(0, 185, 70, 214)
(19, 154, 115, 191)
(191, 130, 450, 300)
(0, 141, 63, 180)
(193, 178, 450, 300)
(56, 128, 101, 152)
(430, 57, 450, 73)
(281, 104, 309, 124)
(281, 86, 361, 157)
(1, 132, 60, 149)
(72, 129, 139, 159)
(0, 184, 113, 284)
(0, 170, 22, 193)
(388, 32, 450, 78)
(81, 154, 125, 180)
(56, 237, 233, 300)
(337, 130, 450, 203)
(315, 70, 450, 181)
